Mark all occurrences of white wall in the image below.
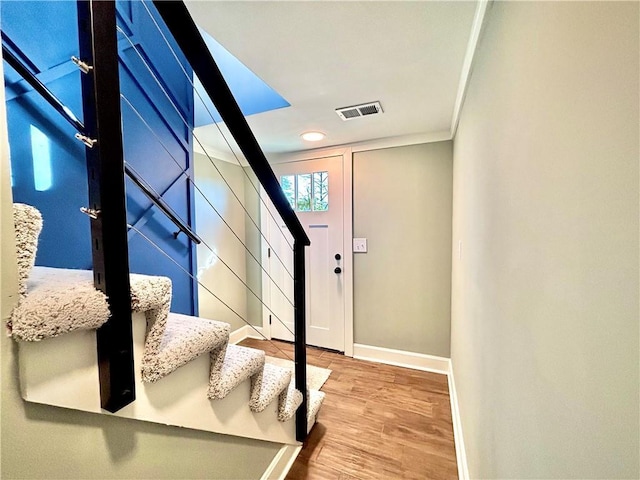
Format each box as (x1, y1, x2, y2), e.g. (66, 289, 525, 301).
(451, 2, 639, 478)
(194, 153, 263, 330)
(244, 167, 264, 327)
(353, 142, 453, 357)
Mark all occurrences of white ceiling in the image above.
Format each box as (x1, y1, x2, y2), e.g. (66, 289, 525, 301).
(186, 1, 478, 156)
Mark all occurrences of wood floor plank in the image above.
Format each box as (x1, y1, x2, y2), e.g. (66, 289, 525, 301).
(401, 445, 459, 479)
(394, 371, 450, 396)
(363, 400, 434, 425)
(315, 439, 405, 480)
(238, 339, 458, 479)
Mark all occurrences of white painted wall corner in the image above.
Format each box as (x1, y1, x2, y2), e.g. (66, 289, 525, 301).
(448, 360, 469, 480)
(229, 325, 265, 345)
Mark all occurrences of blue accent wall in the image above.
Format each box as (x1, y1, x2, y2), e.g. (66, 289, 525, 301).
(3, 0, 197, 315)
(3, 1, 91, 269)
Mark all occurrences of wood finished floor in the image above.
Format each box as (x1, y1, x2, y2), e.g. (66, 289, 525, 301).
(239, 339, 458, 480)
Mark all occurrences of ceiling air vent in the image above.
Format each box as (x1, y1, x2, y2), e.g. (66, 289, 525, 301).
(335, 101, 383, 121)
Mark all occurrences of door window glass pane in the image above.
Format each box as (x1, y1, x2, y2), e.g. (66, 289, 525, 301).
(280, 175, 295, 209)
(313, 171, 329, 211)
(280, 171, 330, 212)
(296, 173, 312, 211)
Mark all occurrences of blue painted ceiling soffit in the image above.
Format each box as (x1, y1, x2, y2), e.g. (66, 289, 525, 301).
(195, 28, 289, 128)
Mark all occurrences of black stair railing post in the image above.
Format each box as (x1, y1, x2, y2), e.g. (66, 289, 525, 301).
(294, 241, 308, 441)
(77, 0, 135, 413)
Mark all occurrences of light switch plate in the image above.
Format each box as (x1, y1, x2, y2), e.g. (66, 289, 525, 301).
(353, 238, 367, 253)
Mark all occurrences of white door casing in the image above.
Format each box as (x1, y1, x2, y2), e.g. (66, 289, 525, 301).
(262, 204, 295, 343)
(261, 149, 353, 355)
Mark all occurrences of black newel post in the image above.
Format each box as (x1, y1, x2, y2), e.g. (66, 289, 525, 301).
(294, 241, 308, 441)
(77, 0, 135, 413)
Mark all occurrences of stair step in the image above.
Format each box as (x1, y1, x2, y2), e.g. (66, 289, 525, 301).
(129, 273, 172, 363)
(141, 312, 230, 383)
(10, 267, 174, 343)
(277, 379, 304, 422)
(13, 203, 42, 298)
(10, 267, 110, 342)
(249, 363, 292, 413)
(208, 344, 265, 400)
(307, 390, 326, 432)
(130, 273, 172, 321)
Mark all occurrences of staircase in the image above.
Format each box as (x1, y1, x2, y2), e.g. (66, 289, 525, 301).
(9, 203, 324, 445)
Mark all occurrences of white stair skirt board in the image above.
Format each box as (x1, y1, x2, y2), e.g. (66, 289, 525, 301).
(18, 311, 298, 445)
(448, 362, 469, 480)
(353, 343, 450, 375)
(260, 444, 303, 480)
(230, 324, 265, 345)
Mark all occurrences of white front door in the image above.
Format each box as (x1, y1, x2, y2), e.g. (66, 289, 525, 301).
(269, 156, 345, 351)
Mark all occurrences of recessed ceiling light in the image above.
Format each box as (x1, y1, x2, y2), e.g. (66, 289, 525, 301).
(301, 131, 325, 142)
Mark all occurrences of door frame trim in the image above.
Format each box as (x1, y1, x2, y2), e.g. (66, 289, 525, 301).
(266, 147, 354, 357)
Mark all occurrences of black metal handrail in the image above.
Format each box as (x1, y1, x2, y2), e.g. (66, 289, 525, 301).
(151, 2, 310, 248)
(125, 163, 202, 244)
(151, 0, 310, 441)
(2, 35, 86, 133)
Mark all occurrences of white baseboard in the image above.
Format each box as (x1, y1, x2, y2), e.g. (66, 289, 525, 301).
(260, 444, 302, 480)
(353, 343, 450, 375)
(229, 325, 264, 345)
(448, 361, 469, 480)
(352, 344, 467, 479)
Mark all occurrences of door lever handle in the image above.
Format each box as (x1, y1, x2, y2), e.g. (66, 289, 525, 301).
(334, 267, 342, 274)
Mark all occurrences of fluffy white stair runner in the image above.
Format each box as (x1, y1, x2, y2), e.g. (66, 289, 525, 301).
(13, 203, 42, 298)
(277, 382, 304, 422)
(142, 312, 230, 383)
(249, 363, 292, 413)
(10, 266, 321, 428)
(10, 201, 324, 439)
(307, 390, 326, 431)
(10, 267, 110, 341)
(208, 344, 265, 399)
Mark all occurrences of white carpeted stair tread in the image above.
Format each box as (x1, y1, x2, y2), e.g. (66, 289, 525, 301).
(10, 267, 110, 342)
(277, 380, 304, 422)
(129, 273, 172, 364)
(130, 273, 172, 318)
(141, 312, 230, 383)
(208, 344, 265, 400)
(10, 267, 174, 343)
(307, 389, 326, 432)
(13, 203, 42, 298)
(249, 363, 292, 413)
